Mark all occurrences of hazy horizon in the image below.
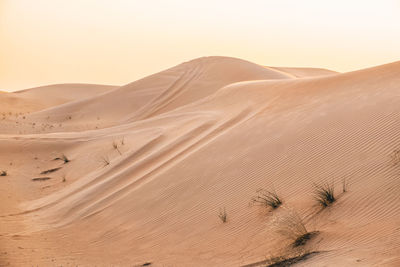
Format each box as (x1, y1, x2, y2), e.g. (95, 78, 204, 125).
(1, 0, 400, 91)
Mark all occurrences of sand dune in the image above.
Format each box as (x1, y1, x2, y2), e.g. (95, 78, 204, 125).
(21, 57, 293, 130)
(1, 57, 400, 266)
(0, 83, 116, 114)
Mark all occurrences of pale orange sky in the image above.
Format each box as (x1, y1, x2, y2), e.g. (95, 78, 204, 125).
(1, 0, 400, 91)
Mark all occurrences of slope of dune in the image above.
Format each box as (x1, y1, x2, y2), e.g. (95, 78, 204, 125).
(269, 66, 338, 78)
(14, 83, 117, 103)
(1, 58, 400, 266)
(0, 91, 44, 113)
(0, 83, 116, 114)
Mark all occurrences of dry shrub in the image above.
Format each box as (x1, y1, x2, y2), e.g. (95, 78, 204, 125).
(101, 156, 110, 167)
(265, 249, 319, 267)
(218, 207, 227, 223)
(313, 182, 335, 208)
(54, 154, 70, 164)
(270, 207, 316, 248)
(112, 140, 122, 155)
(251, 189, 282, 209)
(40, 167, 62, 175)
(391, 149, 400, 165)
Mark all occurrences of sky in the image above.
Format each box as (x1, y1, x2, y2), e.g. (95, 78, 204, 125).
(1, 0, 400, 91)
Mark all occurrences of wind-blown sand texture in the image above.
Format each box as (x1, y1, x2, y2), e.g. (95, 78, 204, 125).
(1, 56, 399, 266)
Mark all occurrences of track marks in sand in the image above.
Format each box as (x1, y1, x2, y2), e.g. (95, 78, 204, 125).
(132, 61, 204, 120)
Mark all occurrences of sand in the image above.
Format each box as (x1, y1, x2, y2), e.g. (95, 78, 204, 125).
(1, 56, 399, 266)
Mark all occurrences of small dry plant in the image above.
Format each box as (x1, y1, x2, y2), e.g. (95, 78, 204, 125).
(391, 149, 400, 166)
(113, 140, 122, 155)
(342, 178, 348, 193)
(40, 167, 62, 175)
(264, 249, 319, 267)
(218, 207, 227, 223)
(32, 177, 51, 181)
(313, 182, 335, 208)
(271, 208, 314, 247)
(101, 156, 110, 167)
(251, 188, 282, 209)
(54, 154, 70, 164)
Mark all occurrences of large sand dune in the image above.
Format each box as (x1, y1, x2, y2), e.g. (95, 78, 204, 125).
(1, 57, 399, 266)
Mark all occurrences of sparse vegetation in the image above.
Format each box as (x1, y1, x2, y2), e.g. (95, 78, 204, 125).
(62, 175, 66, 182)
(32, 177, 51, 181)
(272, 208, 315, 247)
(112, 141, 118, 149)
(218, 207, 227, 223)
(313, 182, 335, 208)
(40, 167, 62, 175)
(292, 231, 318, 247)
(0, 170, 7, 176)
(61, 154, 70, 163)
(264, 250, 319, 267)
(251, 189, 282, 209)
(391, 149, 400, 165)
(101, 156, 110, 167)
(54, 154, 70, 164)
(342, 178, 348, 193)
(113, 140, 122, 155)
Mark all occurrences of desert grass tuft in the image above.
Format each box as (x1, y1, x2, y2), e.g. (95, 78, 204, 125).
(0, 170, 7, 176)
(112, 141, 118, 149)
(271, 208, 316, 248)
(32, 177, 51, 181)
(40, 167, 62, 175)
(342, 178, 348, 193)
(391, 149, 400, 166)
(113, 140, 122, 155)
(292, 231, 319, 247)
(241, 248, 319, 267)
(101, 156, 110, 167)
(218, 207, 227, 223)
(251, 189, 282, 209)
(265, 250, 319, 267)
(61, 154, 70, 163)
(313, 182, 335, 207)
(54, 154, 70, 164)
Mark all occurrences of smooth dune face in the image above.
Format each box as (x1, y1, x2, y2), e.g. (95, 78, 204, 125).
(1, 57, 400, 266)
(268, 66, 338, 78)
(0, 83, 116, 114)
